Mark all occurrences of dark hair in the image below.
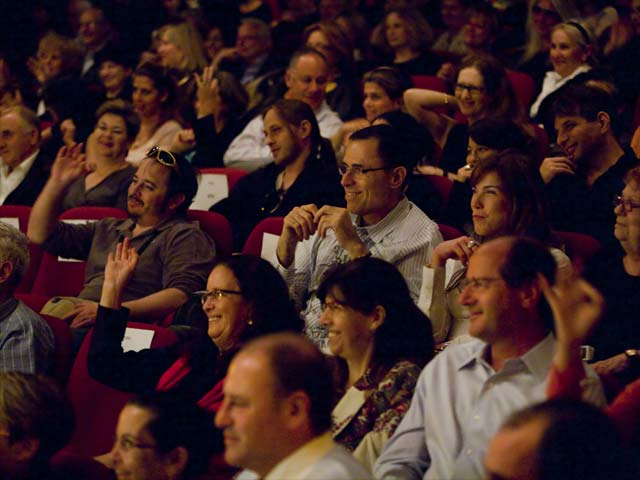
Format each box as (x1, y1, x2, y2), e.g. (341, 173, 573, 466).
(302, 21, 355, 76)
(503, 398, 630, 480)
(460, 55, 523, 122)
(215, 70, 248, 117)
(374, 110, 436, 166)
(95, 99, 140, 140)
(553, 84, 616, 124)
(468, 117, 532, 152)
(133, 62, 176, 115)
(151, 150, 198, 215)
(471, 151, 551, 242)
(211, 255, 303, 343)
(317, 257, 434, 366)
(362, 66, 412, 102)
(382, 7, 433, 53)
(0, 373, 74, 464)
(350, 124, 416, 172)
(126, 394, 216, 478)
(246, 333, 334, 435)
(94, 43, 138, 70)
(264, 98, 336, 171)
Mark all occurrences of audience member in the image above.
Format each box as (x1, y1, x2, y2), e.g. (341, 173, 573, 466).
(27, 146, 215, 332)
(94, 44, 136, 102)
(111, 394, 216, 480)
(76, 7, 113, 81)
(203, 24, 226, 63)
(543, 84, 637, 249)
(0, 106, 51, 206)
(0, 223, 53, 374)
(223, 47, 343, 171)
(432, 0, 470, 57)
(0, 372, 74, 479)
(318, 257, 434, 470)
(276, 125, 442, 347)
(374, 236, 604, 479)
(125, 63, 183, 166)
(461, 3, 499, 57)
(212, 99, 342, 249)
(216, 333, 373, 479)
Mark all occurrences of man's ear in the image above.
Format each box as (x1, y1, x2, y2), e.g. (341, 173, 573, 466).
(284, 69, 293, 89)
(162, 446, 189, 479)
(167, 193, 186, 212)
(296, 119, 312, 141)
(389, 166, 406, 189)
(519, 280, 541, 310)
(596, 111, 610, 134)
(282, 391, 311, 430)
(11, 437, 40, 463)
(0, 261, 14, 285)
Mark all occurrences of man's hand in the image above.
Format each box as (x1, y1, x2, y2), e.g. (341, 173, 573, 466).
(170, 129, 196, 154)
(539, 156, 575, 184)
(429, 236, 477, 268)
(314, 206, 367, 258)
(66, 301, 99, 329)
(50, 143, 87, 188)
(277, 204, 319, 268)
(195, 66, 221, 118)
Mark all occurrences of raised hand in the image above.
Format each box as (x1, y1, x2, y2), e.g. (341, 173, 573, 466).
(50, 143, 87, 187)
(101, 238, 139, 309)
(195, 66, 221, 117)
(314, 206, 367, 258)
(430, 236, 478, 268)
(539, 156, 575, 184)
(276, 204, 319, 268)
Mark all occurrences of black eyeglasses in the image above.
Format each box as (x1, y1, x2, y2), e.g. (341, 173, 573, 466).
(337, 163, 391, 176)
(193, 289, 243, 304)
(454, 83, 486, 95)
(613, 195, 640, 212)
(147, 146, 178, 172)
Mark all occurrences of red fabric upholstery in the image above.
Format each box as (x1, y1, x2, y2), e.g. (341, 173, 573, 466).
(242, 217, 284, 256)
(422, 175, 454, 215)
(42, 313, 73, 386)
(553, 230, 602, 274)
(64, 323, 178, 457)
(437, 223, 464, 241)
(187, 210, 234, 256)
(31, 207, 128, 297)
(506, 69, 536, 109)
(411, 75, 448, 92)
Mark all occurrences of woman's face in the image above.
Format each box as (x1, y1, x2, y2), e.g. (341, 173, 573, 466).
(37, 46, 63, 81)
(202, 265, 251, 351)
(455, 67, 490, 121)
(99, 61, 130, 94)
(204, 27, 224, 61)
(471, 171, 511, 237)
(306, 29, 336, 67)
(94, 113, 130, 159)
(550, 28, 588, 78)
(157, 31, 184, 70)
(132, 75, 165, 118)
(532, 0, 561, 42)
(363, 81, 398, 122)
(385, 13, 409, 51)
(632, 0, 640, 35)
(318, 289, 378, 361)
(463, 13, 493, 49)
(466, 138, 496, 168)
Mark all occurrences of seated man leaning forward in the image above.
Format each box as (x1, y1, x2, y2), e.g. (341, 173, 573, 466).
(216, 332, 373, 479)
(373, 236, 605, 480)
(27, 144, 216, 329)
(277, 124, 442, 347)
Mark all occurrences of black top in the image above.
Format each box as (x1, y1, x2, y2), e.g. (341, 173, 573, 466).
(388, 50, 443, 77)
(546, 148, 639, 250)
(191, 114, 249, 168)
(439, 123, 469, 174)
(3, 150, 51, 206)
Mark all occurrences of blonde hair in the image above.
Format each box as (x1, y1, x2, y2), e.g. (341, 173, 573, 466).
(160, 22, 208, 73)
(37, 32, 85, 76)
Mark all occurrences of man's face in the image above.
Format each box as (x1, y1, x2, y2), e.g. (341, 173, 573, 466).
(127, 157, 175, 226)
(215, 351, 289, 477)
(339, 138, 401, 226)
(554, 114, 602, 165)
(111, 405, 172, 480)
(459, 242, 524, 343)
(484, 420, 546, 480)
(78, 9, 108, 49)
(236, 24, 268, 62)
(263, 109, 304, 166)
(0, 113, 37, 169)
(285, 54, 329, 110)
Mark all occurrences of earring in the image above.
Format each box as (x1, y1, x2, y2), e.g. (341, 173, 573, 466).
(248, 319, 254, 326)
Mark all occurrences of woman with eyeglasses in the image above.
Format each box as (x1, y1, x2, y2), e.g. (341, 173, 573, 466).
(211, 98, 343, 250)
(125, 62, 183, 166)
(405, 55, 525, 180)
(60, 100, 138, 211)
(418, 151, 571, 346)
(317, 256, 434, 471)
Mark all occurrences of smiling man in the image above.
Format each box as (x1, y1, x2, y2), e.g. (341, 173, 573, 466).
(541, 84, 637, 248)
(27, 145, 215, 337)
(276, 124, 441, 348)
(374, 236, 604, 480)
(223, 47, 343, 171)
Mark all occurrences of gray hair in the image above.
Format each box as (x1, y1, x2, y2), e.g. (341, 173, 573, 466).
(0, 223, 29, 286)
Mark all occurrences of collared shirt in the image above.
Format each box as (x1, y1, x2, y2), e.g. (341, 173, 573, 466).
(237, 432, 372, 480)
(374, 334, 605, 480)
(223, 101, 343, 171)
(530, 65, 591, 117)
(0, 298, 54, 374)
(241, 53, 268, 84)
(0, 149, 38, 205)
(278, 197, 442, 348)
(41, 216, 216, 302)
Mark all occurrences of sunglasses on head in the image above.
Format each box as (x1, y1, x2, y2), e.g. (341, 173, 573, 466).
(146, 146, 178, 172)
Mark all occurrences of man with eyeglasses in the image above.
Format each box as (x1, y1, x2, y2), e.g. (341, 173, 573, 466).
(541, 84, 638, 249)
(374, 236, 604, 480)
(276, 124, 442, 348)
(27, 144, 216, 340)
(110, 394, 216, 480)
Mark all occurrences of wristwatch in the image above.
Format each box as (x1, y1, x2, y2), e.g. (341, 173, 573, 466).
(624, 349, 639, 367)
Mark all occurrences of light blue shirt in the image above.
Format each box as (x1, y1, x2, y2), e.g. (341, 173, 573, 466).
(374, 334, 605, 480)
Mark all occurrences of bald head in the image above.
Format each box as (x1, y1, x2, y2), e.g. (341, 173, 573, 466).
(285, 48, 330, 110)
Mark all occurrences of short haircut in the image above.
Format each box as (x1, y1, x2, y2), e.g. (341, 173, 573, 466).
(503, 398, 629, 480)
(1, 105, 40, 134)
(468, 117, 532, 152)
(373, 110, 436, 166)
(147, 150, 198, 215)
(94, 43, 139, 70)
(94, 99, 140, 140)
(243, 333, 334, 435)
(317, 257, 434, 367)
(349, 124, 416, 172)
(362, 66, 412, 102)
(288, 47, 329, 71)
(126, 394, 216, 478)
(0, 372, 74, 463)
(0, 222, 30, 287)
(553, 84, 616, 122)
